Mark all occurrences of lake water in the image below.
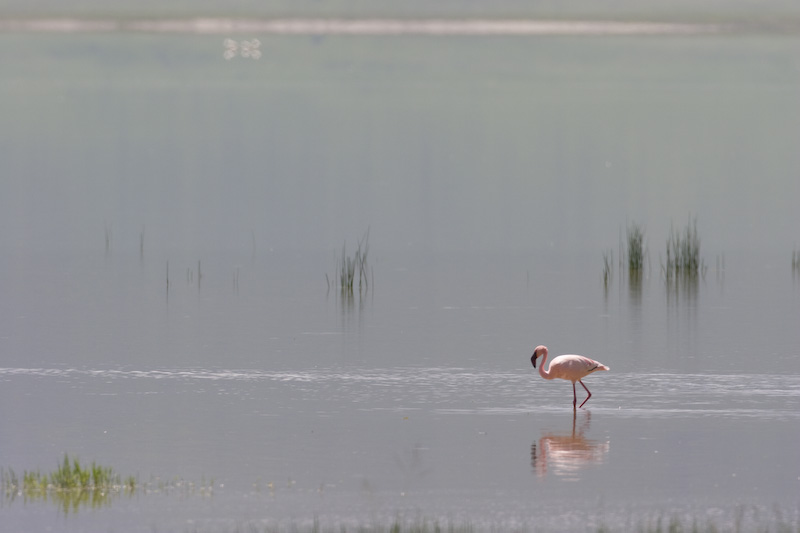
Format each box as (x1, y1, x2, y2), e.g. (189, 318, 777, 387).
(1, 8, 800, 533)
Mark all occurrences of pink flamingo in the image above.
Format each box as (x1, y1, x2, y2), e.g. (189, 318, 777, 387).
(531, 345, 610, 409)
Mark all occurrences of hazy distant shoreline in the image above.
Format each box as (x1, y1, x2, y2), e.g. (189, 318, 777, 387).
(0, 17, 733, 35)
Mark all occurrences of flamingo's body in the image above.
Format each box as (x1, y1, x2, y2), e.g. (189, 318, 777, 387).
(531, 345, 609, 409)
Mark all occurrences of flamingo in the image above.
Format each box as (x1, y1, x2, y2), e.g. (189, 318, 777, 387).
(531, 345, 609, 409)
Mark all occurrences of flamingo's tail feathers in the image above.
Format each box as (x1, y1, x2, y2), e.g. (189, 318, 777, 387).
(599, 364, 610, 372)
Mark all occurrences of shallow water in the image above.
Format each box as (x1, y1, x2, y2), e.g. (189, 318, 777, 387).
(2, 6, 800, 532)
(2, 362, 799, 531)
(2, 250, 800, 532)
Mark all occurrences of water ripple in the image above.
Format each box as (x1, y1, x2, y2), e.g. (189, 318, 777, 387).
(2, 366, 798, 420)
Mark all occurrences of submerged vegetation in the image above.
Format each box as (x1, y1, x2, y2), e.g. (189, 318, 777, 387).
(2, 454, 133, 513)
(602, 249, 614, 289)
(104, 220, 113, 254)
(328, 228, 372, 294)
(595, 505, 800, 533)
(663, 216, 706, 281)
(146, 506, 800, 533)
(2, 454, 213, 514)
(603, 217, 710, 300)
(626, 220, 646, 274)
(4, 453, 129, 492)
(253, 518, 479, 533)
(2, 462, 797, 531)
(601, 220, 647, 290)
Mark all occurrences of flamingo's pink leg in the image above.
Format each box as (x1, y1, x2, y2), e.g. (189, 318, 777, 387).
(578, 380, 592, 408)
(572, 382, 577, 409)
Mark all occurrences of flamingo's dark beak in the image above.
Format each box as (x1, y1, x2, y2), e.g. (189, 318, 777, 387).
(531, 354, 537, 368)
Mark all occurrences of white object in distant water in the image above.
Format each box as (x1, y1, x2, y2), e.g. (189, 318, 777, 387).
(224, 38, 261, 60)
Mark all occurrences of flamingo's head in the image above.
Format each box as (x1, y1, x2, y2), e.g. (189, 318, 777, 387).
(531, 345, 547, 368)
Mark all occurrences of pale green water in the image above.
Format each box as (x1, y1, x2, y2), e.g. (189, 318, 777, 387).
(2, 28, 799, 255)
(1, 7, 800, 532)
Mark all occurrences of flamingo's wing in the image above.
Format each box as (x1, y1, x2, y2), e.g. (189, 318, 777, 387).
(550, 354, 609, 380)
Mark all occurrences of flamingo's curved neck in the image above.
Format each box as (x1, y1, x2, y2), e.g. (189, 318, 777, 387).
(538, 351, 554, 380)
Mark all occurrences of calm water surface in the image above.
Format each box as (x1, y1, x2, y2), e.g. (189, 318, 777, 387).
(2, 251, 799, 531)
(1, 11, 800, 533)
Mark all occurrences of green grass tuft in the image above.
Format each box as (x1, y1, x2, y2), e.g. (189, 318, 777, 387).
(1, 454, 130, 514)
(662, 216, 706, 282)
(16, 454, 120, 492)
(626, 221, 646, 273)
(332, 228, 371, 294)
(3, 456, 220, 514)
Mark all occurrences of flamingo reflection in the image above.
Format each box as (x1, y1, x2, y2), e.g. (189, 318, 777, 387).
(530, 410, 609, 480)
